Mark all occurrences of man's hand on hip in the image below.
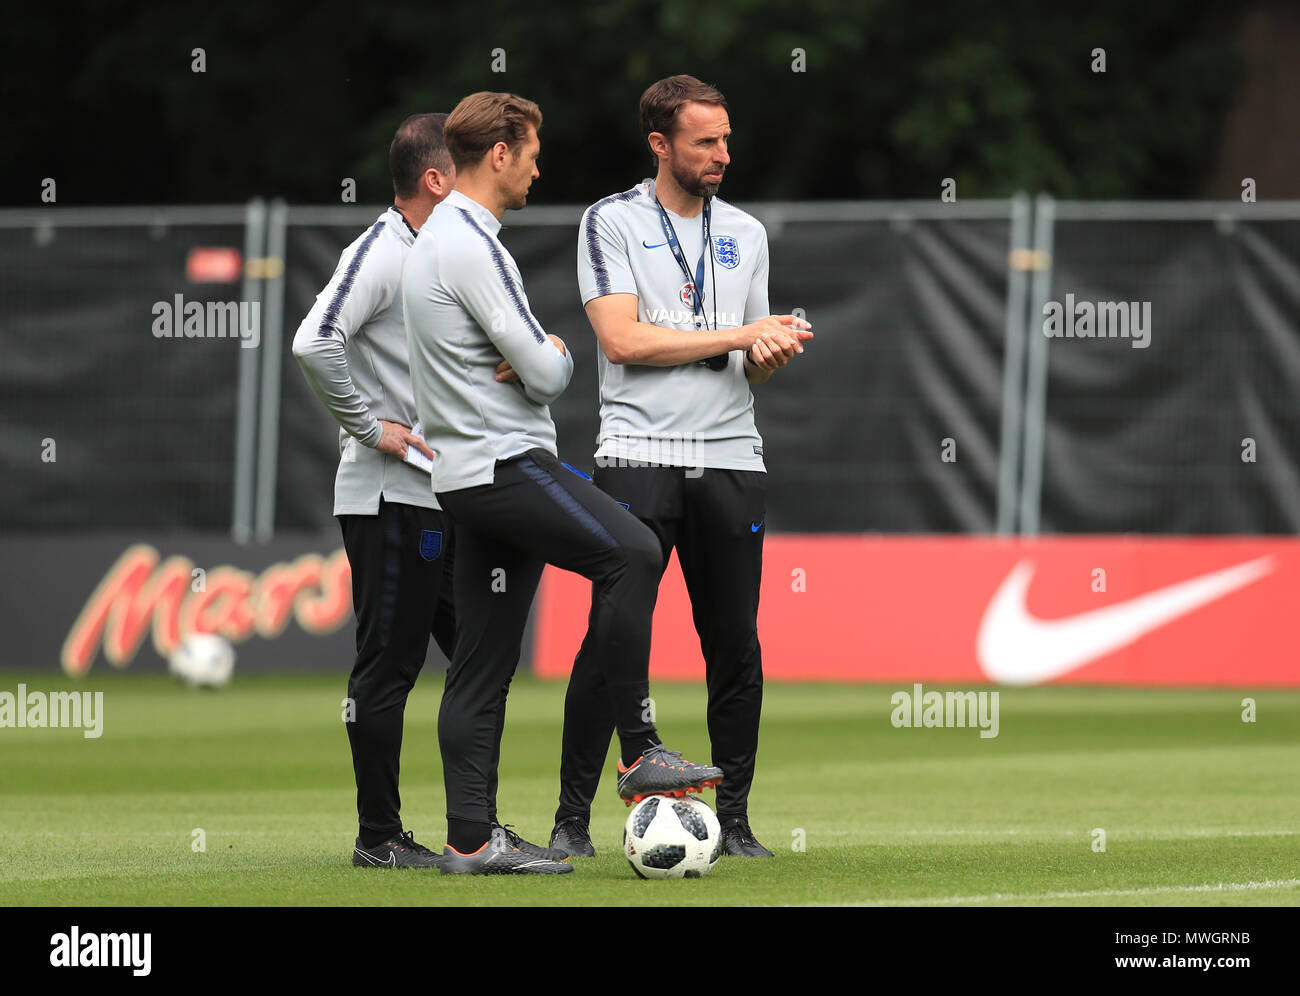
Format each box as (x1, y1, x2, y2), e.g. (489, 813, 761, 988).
(373, 420, 435, 461)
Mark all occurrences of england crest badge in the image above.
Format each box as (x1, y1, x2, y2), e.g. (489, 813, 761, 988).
(712, 235, 740, 269)
(419, 529, 443, 562)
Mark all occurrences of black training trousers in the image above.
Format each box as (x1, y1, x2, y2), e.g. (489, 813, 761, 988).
(435, 448, 663, 830)
(339, 497, 456, 840)
(556, 466, 766, 822)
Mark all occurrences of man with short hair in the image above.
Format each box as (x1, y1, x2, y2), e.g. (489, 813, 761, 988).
(404, 91, 724, 875)
(292, 113, 456, 869)
(552, 75, 813, 859)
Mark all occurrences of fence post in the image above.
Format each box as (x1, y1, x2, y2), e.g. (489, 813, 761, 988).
(996, 192, 1033, 534)
(254, 198, 289, 543)
(1018, 193, 1056, 536)
(231, 198, 267, 543)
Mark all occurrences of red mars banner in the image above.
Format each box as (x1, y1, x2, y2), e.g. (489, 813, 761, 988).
(0, 535, 361, 675)
(533, 536, 1299, 686)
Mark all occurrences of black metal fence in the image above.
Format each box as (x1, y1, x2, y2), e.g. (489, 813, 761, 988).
(4, 197, 1299, 536)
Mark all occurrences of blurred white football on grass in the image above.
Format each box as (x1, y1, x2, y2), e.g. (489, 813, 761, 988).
(167, 633, 236, 688)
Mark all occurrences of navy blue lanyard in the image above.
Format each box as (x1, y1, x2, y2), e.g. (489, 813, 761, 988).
(650, 180, 712, 328)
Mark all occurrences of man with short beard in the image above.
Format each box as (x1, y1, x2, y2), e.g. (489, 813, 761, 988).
(554, 75, 813, 859)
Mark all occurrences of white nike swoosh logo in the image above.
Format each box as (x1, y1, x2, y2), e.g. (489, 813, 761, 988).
(977, 555, 1276, 685)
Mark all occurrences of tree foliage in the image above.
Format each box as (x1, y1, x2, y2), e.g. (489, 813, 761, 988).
(5, 0, 1243, 204)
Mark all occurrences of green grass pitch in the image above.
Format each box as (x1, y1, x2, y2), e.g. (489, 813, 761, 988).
(1, 672, 1297, 906)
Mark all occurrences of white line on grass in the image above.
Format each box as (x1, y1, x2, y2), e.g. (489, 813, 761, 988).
(6, 828, 1299, 838)
(829, 828, 1300, 838)
(0, 830, 338, 837)
(861, 878, 1300, 907)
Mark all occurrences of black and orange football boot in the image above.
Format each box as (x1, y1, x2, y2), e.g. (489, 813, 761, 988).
(617, 744, 723, 805)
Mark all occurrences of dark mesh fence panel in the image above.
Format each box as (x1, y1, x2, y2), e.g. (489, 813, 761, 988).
(1040, 219, 1300, 533)
(756, 217, 1009, 532)
(15, 205, 1298, 537)
(0, 219, 249, 530)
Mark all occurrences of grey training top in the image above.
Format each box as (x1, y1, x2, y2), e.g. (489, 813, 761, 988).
(404, 190, 574, 494)
(577, 180, 770, 472)
(292, 207, 440, 515)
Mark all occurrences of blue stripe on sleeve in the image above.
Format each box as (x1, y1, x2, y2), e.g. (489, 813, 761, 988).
(455, 208, 546, 344)
(584, 189, 637, 296)
(317, 220, 385, 338)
